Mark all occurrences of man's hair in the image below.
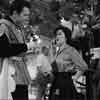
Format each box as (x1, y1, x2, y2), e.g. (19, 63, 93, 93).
(0, 0, 9, 9)
(9, 0, 30, 15)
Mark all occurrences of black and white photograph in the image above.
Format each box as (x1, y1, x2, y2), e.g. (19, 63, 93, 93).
(0, 0, 100, 100)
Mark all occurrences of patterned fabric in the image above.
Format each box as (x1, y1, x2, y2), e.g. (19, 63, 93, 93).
(2, 19, 31, 85)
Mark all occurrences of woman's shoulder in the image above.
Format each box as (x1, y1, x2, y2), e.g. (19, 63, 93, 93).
(62, 45, 79, 56)
(64, 44, 75, 52)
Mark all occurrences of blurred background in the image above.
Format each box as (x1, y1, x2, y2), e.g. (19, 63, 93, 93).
(1, 0, 100, 39)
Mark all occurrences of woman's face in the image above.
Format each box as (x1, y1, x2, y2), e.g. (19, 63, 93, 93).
(56, 29, 66, 46)
(16, 7, 30, 26)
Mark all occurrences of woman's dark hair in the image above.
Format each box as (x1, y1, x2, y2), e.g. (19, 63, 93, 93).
(54, 25, 72, 44)
(9, 0, 30, 15)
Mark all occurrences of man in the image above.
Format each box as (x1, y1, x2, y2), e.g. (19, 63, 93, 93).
(0, 0, 34, 100)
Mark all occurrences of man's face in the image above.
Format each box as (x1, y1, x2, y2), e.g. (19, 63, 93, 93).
(16, 7, 30, 26)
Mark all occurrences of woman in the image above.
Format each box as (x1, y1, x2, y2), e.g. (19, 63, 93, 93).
(49, 26, 88, 100)
(26, 41, 53, 100)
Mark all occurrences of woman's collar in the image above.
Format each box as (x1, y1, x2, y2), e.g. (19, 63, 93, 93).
(59, 43, 69, 52)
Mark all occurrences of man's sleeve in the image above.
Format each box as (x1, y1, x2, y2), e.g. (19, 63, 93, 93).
(0, 24, 7, 36)
(0, 24, 28, 57)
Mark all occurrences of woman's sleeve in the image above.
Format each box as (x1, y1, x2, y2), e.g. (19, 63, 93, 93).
(70, 47, 88, 71)
(0, 33, 28, 57)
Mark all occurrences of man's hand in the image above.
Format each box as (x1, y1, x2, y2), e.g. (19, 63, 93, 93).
(26, 41, 36, 50)
(90, 48, 100, 59)
(72, 70, 83, 82)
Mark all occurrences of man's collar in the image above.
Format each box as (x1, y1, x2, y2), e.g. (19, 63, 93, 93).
(9, 16, 20, 28)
